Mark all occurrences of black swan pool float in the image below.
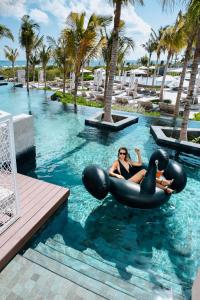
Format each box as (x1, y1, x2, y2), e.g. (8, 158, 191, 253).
(82, 149, 187, 209)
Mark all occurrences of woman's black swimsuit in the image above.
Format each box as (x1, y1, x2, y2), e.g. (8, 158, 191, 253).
(118, 160, 142, 180)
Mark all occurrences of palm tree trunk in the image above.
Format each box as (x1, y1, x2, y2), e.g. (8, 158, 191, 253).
(152, 54, 159, 87)
(174, 36, 194, 117)
(63, 66, 66, 95)
(12, 61, 15, 84)
(74, 73, 79, 112)
(103, 62, 110, 106)
(146, 53, 152, 85)
(159, 51, 171, 101)
(44, 65, 47, 89)
(26, 52, 30, 93)
(33, 64, 35, 82)
(103, 1, 121, 122)
(179, 28, 200, 141)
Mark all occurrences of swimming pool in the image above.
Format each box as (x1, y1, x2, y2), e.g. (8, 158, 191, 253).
(1, 84, 200, 298)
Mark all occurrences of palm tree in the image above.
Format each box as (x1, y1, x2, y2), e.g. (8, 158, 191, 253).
(30, 52, 40, 82)
(174, 15, 197, 117)
(159, 12, 186, 101)
(66, 12, 107, 111)
(117, 37, 135, 74)
(103, 0, 144, 122)
(162, 0, 200, 141)
(101, 20, 134, 103)
(39, 45, 51, 89)
(48, 33, 72, 95)
(0, 24, 13, 41)
(150, 27, 167, 86)
(179, 1, 200, 140)
(141, 38, 157, 78)
(4, 46, 19, 82)
(19, 15, 40, 93)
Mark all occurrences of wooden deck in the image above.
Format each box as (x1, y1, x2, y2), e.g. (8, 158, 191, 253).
(0, 173, 69, 271)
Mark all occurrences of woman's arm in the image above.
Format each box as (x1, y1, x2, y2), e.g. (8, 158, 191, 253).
(131, 148, 142, 166)
(109, 160, 124, 179)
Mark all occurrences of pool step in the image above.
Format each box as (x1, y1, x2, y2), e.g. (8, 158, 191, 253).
(24, 247, 136, 300)
(45, 237, 185, 299)
(24, 242, 183, 300)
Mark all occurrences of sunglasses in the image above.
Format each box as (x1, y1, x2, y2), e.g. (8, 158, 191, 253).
(119, 152, 126, 155)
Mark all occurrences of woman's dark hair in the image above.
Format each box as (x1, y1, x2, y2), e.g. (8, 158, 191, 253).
(118, 147, 129, 161)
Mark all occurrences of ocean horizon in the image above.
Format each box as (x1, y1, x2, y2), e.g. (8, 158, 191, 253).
(0, 59, 138, 69)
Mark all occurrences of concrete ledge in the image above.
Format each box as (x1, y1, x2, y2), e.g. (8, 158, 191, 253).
(150, 126, 200, 156)
(13, 114, 35, 157)
(85, 112, 138, 131)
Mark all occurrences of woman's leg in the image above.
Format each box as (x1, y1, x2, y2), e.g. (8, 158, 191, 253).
(128, 169, 147, 184)
(156, 178, 174, 186)
(156, 182, 174, 194)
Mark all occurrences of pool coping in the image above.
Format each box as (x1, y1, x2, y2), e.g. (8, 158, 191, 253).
(85, 112, 138, 131)
(150, 125, 200, 156)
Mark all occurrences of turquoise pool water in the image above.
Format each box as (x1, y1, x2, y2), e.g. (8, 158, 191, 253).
(1, 84, 200, 297)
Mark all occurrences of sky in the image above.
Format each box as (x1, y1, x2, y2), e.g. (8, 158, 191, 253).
(0, 0, 186, 62)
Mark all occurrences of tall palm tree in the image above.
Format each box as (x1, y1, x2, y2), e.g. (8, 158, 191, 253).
(117, 37, 135, 74)
(66, 12, 107, 111)
(141, 38, 157, 75)
(159, 12, 186, 101)
(48, 32, 73, 95)
(150, 27, 167, 86)
(19, 15, 40, 93)
(174, 14, 197, 117)
(101, 20, 134, 103)
(0, 24, 13, 41)
(179, 0, 200, 140)
(30, 52, 40, 82)
(162, 0, 200, 141)
(103, 0, 144, 122)
(4, 46, 19, 82)
(39, 45, 51, 89)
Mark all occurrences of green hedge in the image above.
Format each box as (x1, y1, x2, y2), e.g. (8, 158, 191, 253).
(191, 136, 200, 144)
(51, 91, 103, 108)
(193, 112, 200, 121)
(83, 74, 94, 81)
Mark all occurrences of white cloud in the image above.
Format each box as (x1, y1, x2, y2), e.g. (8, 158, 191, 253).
(0, 0, 27, 18)
(37, 0, 151, 59)
(38, 0, 70, 28)
(29, 8, 49, 24)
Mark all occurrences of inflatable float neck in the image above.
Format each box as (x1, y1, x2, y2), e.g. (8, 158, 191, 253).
(140, 160, 157, 194)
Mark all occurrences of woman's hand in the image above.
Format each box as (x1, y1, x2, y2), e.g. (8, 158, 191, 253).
(134, 148, 140, 154)
(116, 174, 124, 179)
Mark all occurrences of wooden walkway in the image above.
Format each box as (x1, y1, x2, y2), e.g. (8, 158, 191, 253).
(0, 173, 69, 271)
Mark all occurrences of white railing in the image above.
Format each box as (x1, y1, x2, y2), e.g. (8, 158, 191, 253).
(0, 111, 20, 234)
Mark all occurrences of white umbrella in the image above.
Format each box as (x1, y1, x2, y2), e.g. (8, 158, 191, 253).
(132, 69, 147, 75)
(81, 68, 92, 73)
(149, 66, 155, 70)
(121, 71, 127, 89)
(138, 66, 148, 70)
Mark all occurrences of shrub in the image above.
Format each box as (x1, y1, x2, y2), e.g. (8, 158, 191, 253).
(50, 91, 103, 108)
(163, 99, 172, 104)
(83, 74, 94, 81)
(191, 136, 200, 144)
(193, 112, 200, 121)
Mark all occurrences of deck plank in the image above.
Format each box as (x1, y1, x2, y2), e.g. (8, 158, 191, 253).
(0, 173, 69, 270)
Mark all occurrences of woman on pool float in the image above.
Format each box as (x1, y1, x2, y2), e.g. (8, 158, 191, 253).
(109, 147, 174, 194)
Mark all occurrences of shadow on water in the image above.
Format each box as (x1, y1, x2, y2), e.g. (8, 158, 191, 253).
(84, 198, 192, 298)
(25, 197, 192, 299)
